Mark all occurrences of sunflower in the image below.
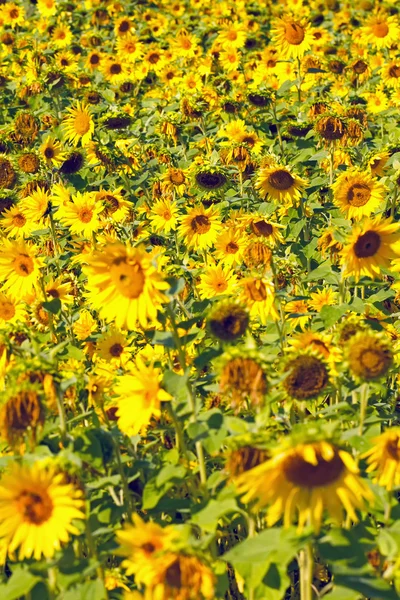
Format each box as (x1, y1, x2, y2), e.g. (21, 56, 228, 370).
(216, 22, 247, 49)
(55, 191, 103, 238)
(341, 217, 400, 281)
(235, 440, 373, 532)
(308, 289, 337, 312)
(194, 166, 227, 191)
(239, 276, 278, 324)
(284, 299, 310, 331)
(1, 204, 34, 238)
(346, 331, 392, 381)
(207, 300, 248, 342)
(20, 187, 50, 225)
(271, 16, 314, 59)
(44, 277, 73, 305)
(17, 152, 39, 174)
(114, 16, 133, 36)
(359, 12, 400, 50)
(179, 205, 221, 250)
(0, 461, 85, 560)
(39, 135, 66, 167)
(382, 61, 400, 89)
(363, 428, 400, 490)
(72, 310, 97, 341)
(1, 3, 25, 28)
(103, 58, 128, 83)
(116, 34, 144, 62)
(86, 50, 103, 71)
(95, 188, 130, 222)
(283, 352, 330, 400)
(0, 239, 43, 299)
(0, 157, 16, 189)
(287, 331, 342, 373)
(214, 228, 247, 266)
(197, 264, 237, 299)
(0, 292, 25, 326)
(115, 358, 171, 436)
(219, 349, 268, 409)
(145, 553, 215, 600)
(96, 328, 130, 364)
(332, 169, 386, 219)
(170, 29, 199, 59)
(83, 242, 169, 330)
(255, 164, 306, 205)
(247, 216, 284, 246)
(161, 167, 188, 196)
(62, 101, 94, 146)
(149, 197, 180, 234)
(51, 24, 72, 48)
(219, 46, 241, 73)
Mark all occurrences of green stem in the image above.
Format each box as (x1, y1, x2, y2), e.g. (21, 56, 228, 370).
(359, 383, 369, 436)
(299, 543, 313, 600)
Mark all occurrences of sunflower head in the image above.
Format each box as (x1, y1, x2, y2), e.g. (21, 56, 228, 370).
(194, 165, 228, 191)
(346, 330, 392, 381)
(315, 114, 346, 142)
(218, 347, 268, 410)
(59, 151, 85, 174)
(283, 351, 330, 400)
(207, 300, 249, 342)
(247, 91, 271, 108)
(0, 158, 16, 189)
(0, 384, 44, 445)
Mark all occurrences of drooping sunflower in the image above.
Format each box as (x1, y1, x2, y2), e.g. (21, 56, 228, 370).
(282, 351, 330, 401)
(331, 169, 386, 219)
(178, 205, 221, 250)
(255, 164, 306, 205)
(239, 276, 278, 324)
(194, 166, 228, 191)
(39, 135, 66, 167)
(219, 348, 268, 410)
(363, 428, 400, 490)
(359, 12, 400, 50)
(341, 217, 400, 281)
(271, 16, 314, 59)
(83, 242, 169, 329)
(55, 191, 104, 238)
(115, 358, 171, 436)
(235, 439, 374, 532)
(287, 331, 342, 375)
(0, 461, 85, 560)
(197, 264, 237, 299)
(207, 300, 249, 342)
(247, 215, 284, 245)
(62, 101, 94, 146)
(345, 330, 392, 381)
(0, 239, 43, 299)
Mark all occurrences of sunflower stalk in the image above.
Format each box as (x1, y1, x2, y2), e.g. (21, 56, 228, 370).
(299, 543, 314, 600)
(358, 382, 369, 436)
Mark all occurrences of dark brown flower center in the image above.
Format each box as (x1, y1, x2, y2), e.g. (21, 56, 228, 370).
(226, 241, 239, 254)
(17, 490, 53, 524)
(283, 449, 344, 487)
(110, 63, 122, 74)
(284, 22, 305, 45)
(353, 230, 381, 258)
(251, 220, 274, 237)
(353, 60, 368, 74)
(109, 343, 123, 357)
(389, 65, 400, 78)
(268, 170, 294, 191)
(190, 214, 210, 234)
(44, 147, 55, 159)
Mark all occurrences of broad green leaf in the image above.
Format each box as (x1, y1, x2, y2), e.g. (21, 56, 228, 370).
(0, 568, 40, 600)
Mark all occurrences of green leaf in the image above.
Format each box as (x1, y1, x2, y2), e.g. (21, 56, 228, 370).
(320, 304, 348, 328)
(304, 259, 333, 282)
(333, 573, 397, 600)
(60, 579, 107, 600)
(0, 568, 40, 600)
(191, 498, 240, 533)
(42, 298, 62, 314)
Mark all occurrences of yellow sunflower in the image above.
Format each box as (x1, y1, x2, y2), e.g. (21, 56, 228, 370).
(95, 188, 130, 222)
(55, 191, 103, 238)
(72, 310, 97, 341)
(0, 204, 34, 238)
(39, 135, 66, 167)
(96, 328, 130, 364)
(0, 292, 26, 326)
(308, 289, 337, 312)
(115, 358, 171, 436)
(359, 12, 400, 50)
(255, 164, 306, 205)
(145, 553, 215, 600)
(341, 217, 400, 281)
(149, 197, 180, 234)
(178, 205, 222, 250)
(0, 239, 43, 299)
(83, 242, 169, 329)
(214, 228, 247, 266)
(20, 187, 51, 225)
(271, 16, 314, 59)
(197, 264, 237, 299)
(331, 169, 386, 219)
(284, 299, 310, 331)
(363, 428, 400, 490)
(235, 440, 373, 533)
(62, 101, 94, 146)
(0, 461, 85, 560)
(239, 276, 278, 324)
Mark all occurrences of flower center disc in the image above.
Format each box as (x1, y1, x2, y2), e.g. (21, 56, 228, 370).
(79, 208, 93, 223)
(354, 230, 381, 258)
(353, 60, 368, 74)
(268, 169, 294, 191)
(226, 241, 239, 254)
(14, 254, 34, 277)
(44, 147, 55, 159)
(245, 279, 267, 301)
(252, 220, 273, 237)
(284, 22, 305, 45)
(372, 22, 389, 38)
(0, 301, 15, 320)
(283, 449, 344, 487)
(170, 170, 185, 184)
(109, 343, 123, 357)
(13, 214, 26, 227)
(17, 490, 53, 524)
(386, 437, 400, 460)
(360, 349, 384, 371)
(111, 261, 145, 299)
(74, 112, 91, 135)
(347, 183, 371, 207)
(190, 214, 211, 234)
(284, 356, 328, 399)
(165, 560, 182, 588)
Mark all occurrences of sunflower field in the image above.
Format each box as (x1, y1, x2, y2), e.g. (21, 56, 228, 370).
(5, 0, 400, 599)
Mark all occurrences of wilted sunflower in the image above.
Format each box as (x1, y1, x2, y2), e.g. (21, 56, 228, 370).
(17, 152, 39, 174)
(0, 157, 16, 189)
(0, 461, 85, 560)
(235, 440, 373, 532)
(0, 239, 43, 299)
(363, 428, 400, 490)
(271, 16, 314, 59)
(0, 384, 44, 445)
(115, 358, 171, 436)
(219, 348, 268, 409)
(283, 351, 330, 400)
(331, 169, 386, 219)
(83, 242, 169, 329)
(255, 164, 306, 205)
(62, 101, 94, 146)
(367, 151, 390, 177)
(341, 217, 400, 281)
(194, 166, 227, 191)
(315, 114, 347, 144)
(346, 330, 392, 381)
(207, 300, 249, 342)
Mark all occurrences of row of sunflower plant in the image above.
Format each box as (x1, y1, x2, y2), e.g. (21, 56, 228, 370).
(2, 0, 400, 599)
